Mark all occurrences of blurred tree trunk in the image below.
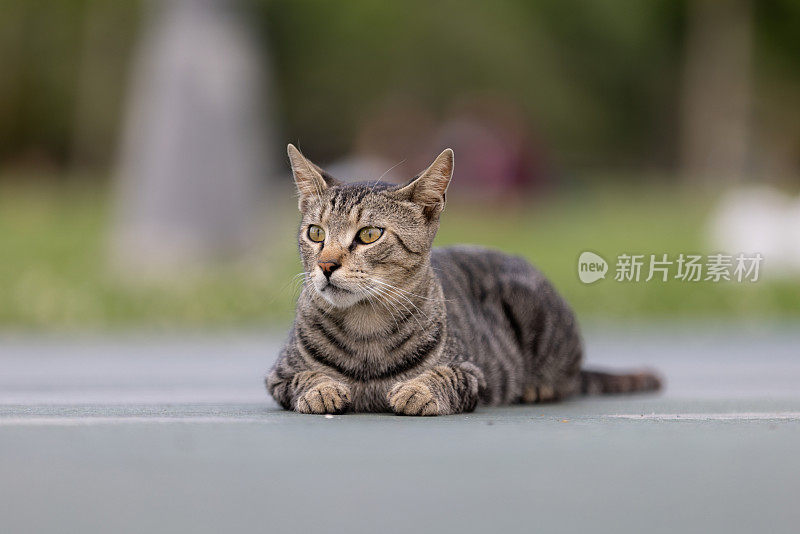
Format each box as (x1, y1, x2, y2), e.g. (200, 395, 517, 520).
(111, 0, 276, 278)
(72, 2, 138, 170)
(680, 0, 753, 184)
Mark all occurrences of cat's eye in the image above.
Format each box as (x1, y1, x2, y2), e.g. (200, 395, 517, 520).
(357, 226, 383, 244)
(308, 225, 325, 242)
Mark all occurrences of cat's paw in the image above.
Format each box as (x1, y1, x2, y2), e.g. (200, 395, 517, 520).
(388, 379, 442, 416)
(296, 380, 351, 414)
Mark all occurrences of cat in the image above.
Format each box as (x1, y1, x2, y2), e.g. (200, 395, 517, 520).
(266, 144, 661, 415)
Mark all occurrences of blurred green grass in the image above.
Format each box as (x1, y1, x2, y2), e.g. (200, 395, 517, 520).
(1, 180, 799, 331)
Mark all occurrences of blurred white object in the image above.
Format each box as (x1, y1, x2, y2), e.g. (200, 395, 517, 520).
(709, 186, 800, 276)
(112, 0, 275, 277)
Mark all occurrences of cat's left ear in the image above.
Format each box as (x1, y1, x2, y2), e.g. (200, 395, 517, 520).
(287, 144, 339, 209)
(393, 148, 453, 219)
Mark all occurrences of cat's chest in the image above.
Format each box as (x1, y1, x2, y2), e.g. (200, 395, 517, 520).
(339, 308, 395, 337)
(348, 380, 393, 412)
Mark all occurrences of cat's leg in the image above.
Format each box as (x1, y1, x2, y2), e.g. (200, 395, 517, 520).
(267, 366, 351, 414)
(521, 377, 580, 403)
(504, 274, 583, 404)
(388, 362, 485, 416)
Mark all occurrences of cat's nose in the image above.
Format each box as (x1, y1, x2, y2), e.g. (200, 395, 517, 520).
(318, 260, 341, 279)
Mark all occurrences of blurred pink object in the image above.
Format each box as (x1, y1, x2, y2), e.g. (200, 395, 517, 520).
(437, 97, 548, 197)
(349, 97, 549, 197)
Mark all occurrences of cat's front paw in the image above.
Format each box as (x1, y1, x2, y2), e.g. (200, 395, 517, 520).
(296, 380, 351, 414)
(388, 379, 442, 416)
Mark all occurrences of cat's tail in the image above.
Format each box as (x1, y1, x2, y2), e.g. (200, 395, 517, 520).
(579, 368, 662, 395)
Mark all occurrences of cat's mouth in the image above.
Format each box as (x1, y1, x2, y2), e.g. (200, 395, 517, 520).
(321, 281, 347, 293)
(315, 278, 365, 308)
(318, 279, 354, 297)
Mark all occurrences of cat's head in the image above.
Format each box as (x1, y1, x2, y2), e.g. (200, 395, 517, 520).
(288, 144, 453, 308)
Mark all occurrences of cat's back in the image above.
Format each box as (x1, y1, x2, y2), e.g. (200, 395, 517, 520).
(431, 245, 548, 302)
(431, 245, 582, 405)
(431, 245, 574, 347)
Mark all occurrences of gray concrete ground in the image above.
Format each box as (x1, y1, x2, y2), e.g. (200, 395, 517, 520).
(1, 324, 799, 533)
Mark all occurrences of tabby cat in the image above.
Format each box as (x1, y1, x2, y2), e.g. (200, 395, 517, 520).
(266, 145, 661, 415)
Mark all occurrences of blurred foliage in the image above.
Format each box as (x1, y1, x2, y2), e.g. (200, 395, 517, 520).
(1, 180, 798, 331)
(2, 1, 800, 330)
(0, 0, 140, 171)
(1, 0, 799, 176)
(261, 0, 684, 168)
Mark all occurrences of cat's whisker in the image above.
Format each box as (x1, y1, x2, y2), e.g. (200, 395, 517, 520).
(276, 271, 311, 300)
(384, 289, 433, 327)
(369, 283, 428, 330)
(297, 277, 314, 296)
(372, 158, 406, 191)
(290, 272, 310, 289)
(364, 284, 398, 318)
(372, 291, 406, 332)
(365, 283, 405, 320)
(362, 285, 401, 332)
(369, 279, 434, 324)
(371, 277, 451, 302)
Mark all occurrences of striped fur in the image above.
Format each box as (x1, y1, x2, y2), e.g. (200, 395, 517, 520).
(266, 146, 661, 415)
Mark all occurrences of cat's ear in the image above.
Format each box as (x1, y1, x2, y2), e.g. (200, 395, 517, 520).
(393, 148, 453, 219)
(287, 144, 338, 208)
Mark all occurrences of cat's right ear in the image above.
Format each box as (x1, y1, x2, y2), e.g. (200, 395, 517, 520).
(287, 144, 337, 209)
